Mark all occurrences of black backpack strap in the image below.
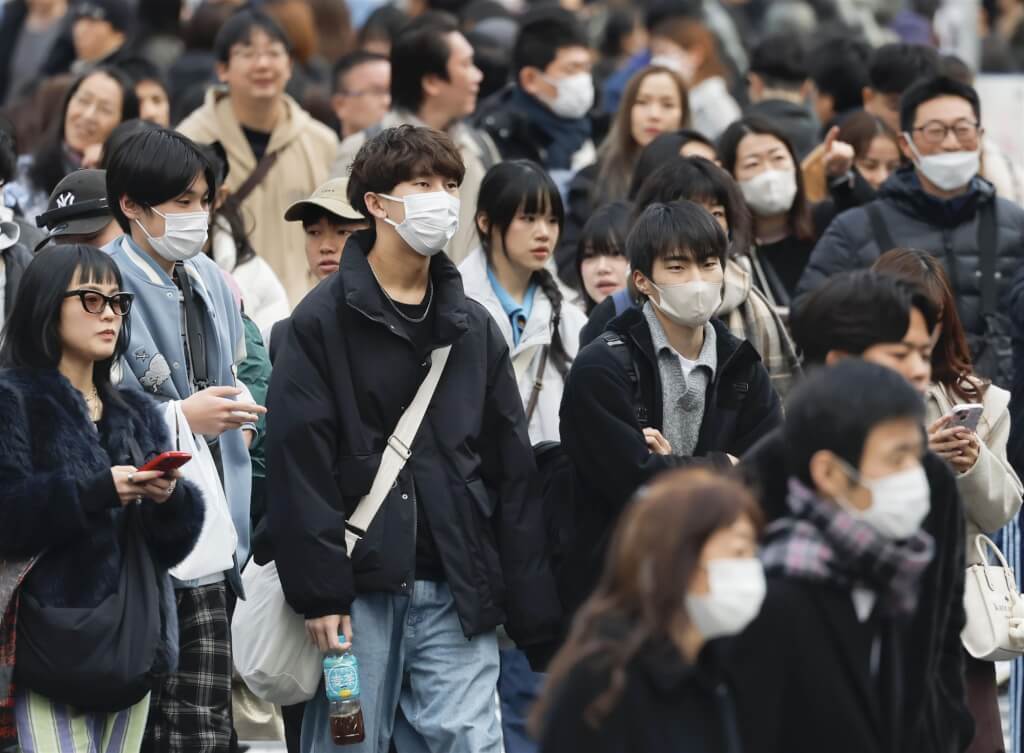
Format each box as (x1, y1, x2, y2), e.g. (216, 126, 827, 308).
(600, 332, 649, 428)
(173, 262, 210, 392)
(866, 203, 895, 254)
(977, 200, 998, 316)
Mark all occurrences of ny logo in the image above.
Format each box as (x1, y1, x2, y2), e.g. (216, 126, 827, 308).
(56, 192, 75, 208)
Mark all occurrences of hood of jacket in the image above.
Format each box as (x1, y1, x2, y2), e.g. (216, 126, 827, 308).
(718, 258, 752, 317)
(183, 86, 321, 172)
(878, 165, 996, 228)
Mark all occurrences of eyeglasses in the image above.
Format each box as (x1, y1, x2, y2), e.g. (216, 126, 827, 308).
(339, 87, 390, 99)
(231, 47, 289, 63)
(63, 289, 134, 316)
(911, 119, 981, 146)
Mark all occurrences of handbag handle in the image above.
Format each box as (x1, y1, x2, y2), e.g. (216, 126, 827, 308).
(974, 534, 1019, 595)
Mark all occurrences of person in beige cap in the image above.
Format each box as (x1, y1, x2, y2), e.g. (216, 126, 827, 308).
(268, 178, 369, 355)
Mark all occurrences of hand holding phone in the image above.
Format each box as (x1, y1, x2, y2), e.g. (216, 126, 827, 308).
(139, 451, 192, 474)
(948, 403, 984, 434)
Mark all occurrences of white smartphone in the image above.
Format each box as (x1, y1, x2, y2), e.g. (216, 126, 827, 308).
(948, 403, 984, 433)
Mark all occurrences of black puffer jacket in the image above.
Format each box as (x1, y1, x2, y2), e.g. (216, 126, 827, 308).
(558, 309, 782, 611)
(796, 167, 1024, 342)
(265, 232, 560, 646)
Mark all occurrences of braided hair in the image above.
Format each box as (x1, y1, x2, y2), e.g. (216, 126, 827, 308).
(476, 160, 572, 377)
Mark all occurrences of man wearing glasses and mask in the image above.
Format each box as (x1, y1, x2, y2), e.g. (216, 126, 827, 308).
(797, 75, 1024, 389)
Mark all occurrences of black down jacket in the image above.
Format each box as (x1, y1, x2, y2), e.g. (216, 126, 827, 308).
(796, 167, 1024, 343)
(265, 232, 561, 646)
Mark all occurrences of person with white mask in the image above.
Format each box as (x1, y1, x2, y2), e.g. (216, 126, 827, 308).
(742, 270, 974, 752)
(557, 201, 782, 618)
(796, 76, 1024, 390)
(475, 5, 597, 192)
(266, 125, 560, 753)
(719, 116, 821, 317)
(731, 359, 951, 753)
(103, 127, 266, 753)
(533, 467, 764, 753)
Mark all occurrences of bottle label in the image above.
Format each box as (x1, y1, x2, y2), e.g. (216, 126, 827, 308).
(324, 654, 360, 701)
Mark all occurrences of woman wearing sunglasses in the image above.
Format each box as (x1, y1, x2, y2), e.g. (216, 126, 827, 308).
(0, 245, 203, 753)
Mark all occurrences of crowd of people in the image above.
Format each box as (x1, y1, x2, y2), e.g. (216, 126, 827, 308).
(3, 1, 1024, 753)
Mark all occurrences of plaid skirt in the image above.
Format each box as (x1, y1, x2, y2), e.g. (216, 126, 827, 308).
(143, 583, 232, 753)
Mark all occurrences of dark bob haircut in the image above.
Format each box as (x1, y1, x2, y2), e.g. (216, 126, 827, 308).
(213, 9, 292, 64)
(628, 128, 717, 200)
(784, 358, 925, 487)
(899, 75, 981, 135)
(790, 269, 939, 366)
(347, 124, 465, 219)
(627, 200, 728, 280)
(0, 244, 132, 403)
(575, 200, 631, 313)
(106, 128, 216, 233)
(717, 115, 815, 242)
(631, 155, 751, 256)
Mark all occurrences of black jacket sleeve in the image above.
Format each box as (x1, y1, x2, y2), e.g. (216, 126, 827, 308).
(479, 317, 562, 646)
(728, 359, 783, 457)
(538, 661, 622, 753)
(793, 208, 866, 306)
(266, 310, 353, 619)
(0, 383, 102, 558)
(559, 345, 688, 516)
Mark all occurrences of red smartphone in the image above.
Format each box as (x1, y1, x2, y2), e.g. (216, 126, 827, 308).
(139, 451, 192, 473)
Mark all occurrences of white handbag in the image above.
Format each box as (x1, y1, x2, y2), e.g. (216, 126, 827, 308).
(232, 345, 452, 704)
(961, 534, 1024, 661)
(162, 401, 238, 581)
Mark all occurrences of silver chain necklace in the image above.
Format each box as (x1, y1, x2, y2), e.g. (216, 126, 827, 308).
(383, 278, 434, 323)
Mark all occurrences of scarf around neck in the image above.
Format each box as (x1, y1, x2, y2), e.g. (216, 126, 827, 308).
(760, 478, 936, 618)
(509, 86, 591, 171)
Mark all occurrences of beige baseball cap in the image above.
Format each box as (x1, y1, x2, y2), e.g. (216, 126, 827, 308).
(284, 178, 364, 223)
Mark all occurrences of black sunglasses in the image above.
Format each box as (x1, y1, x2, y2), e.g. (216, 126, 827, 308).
(63, 289, 134, 316)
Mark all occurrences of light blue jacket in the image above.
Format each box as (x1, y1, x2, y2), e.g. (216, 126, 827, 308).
(104, 235, 251, 594)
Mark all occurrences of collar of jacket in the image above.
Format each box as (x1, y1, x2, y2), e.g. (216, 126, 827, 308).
(878, 165, 995, 227)
(1, 367, 142, 458)
(608, 306, 759, 382)
(198, 86, 313, 173)
(339, 229, 470, 347)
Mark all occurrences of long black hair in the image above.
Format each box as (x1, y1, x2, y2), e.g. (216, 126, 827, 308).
(475, 160, 572, 378)
(0, 245, 132, 405)
(29, 67, 139, 199)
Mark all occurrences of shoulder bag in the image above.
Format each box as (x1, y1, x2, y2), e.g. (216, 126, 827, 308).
(232, 344, 453, 704)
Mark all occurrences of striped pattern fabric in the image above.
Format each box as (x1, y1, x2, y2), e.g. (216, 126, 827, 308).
(14, 688, 149, 753)
(1000, 519, 1023, 753)
(143, 584, 233, 753)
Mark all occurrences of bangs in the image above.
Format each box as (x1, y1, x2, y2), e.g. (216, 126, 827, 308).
(579, 201, 631, 260)
(70, 247, 123, 288)
(477, 160, 565, 246)
(403, 151, 467, 187)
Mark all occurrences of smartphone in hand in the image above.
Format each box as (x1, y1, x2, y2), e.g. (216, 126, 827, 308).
(139, 451, 193, 473)
(948, 403, 984, 433)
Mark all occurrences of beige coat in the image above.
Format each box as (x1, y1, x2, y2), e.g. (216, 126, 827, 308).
(178, 88, 340, 307)
(330, 110, 500, 265)
(925, 382, 1023, 565)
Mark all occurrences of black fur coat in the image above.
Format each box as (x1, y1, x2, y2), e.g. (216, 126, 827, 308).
(0, 367, 204, 607)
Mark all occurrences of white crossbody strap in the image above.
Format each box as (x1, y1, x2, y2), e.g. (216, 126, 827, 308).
(344, 345, 453, 554)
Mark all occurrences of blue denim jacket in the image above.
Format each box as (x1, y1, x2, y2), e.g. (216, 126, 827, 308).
(104, 235, 251, 594)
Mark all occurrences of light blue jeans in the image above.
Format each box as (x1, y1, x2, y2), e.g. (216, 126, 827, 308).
(300, 581, 502, 753)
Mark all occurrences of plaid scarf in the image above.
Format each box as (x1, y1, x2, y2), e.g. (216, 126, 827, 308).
(760, 479, 936, 618)
(0, 557, 38, 748)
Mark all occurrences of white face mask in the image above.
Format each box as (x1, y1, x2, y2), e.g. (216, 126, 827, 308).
(739, 168, 798, 217)
(686, 558, 767, 641)
(902, 135, 980, 192)
(648, 279, 722, 328)
(136, 207, 209, 262)
(838, 461, 931, 540)
(378, 191, 460, 257)
(541, 72, 594, 120)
